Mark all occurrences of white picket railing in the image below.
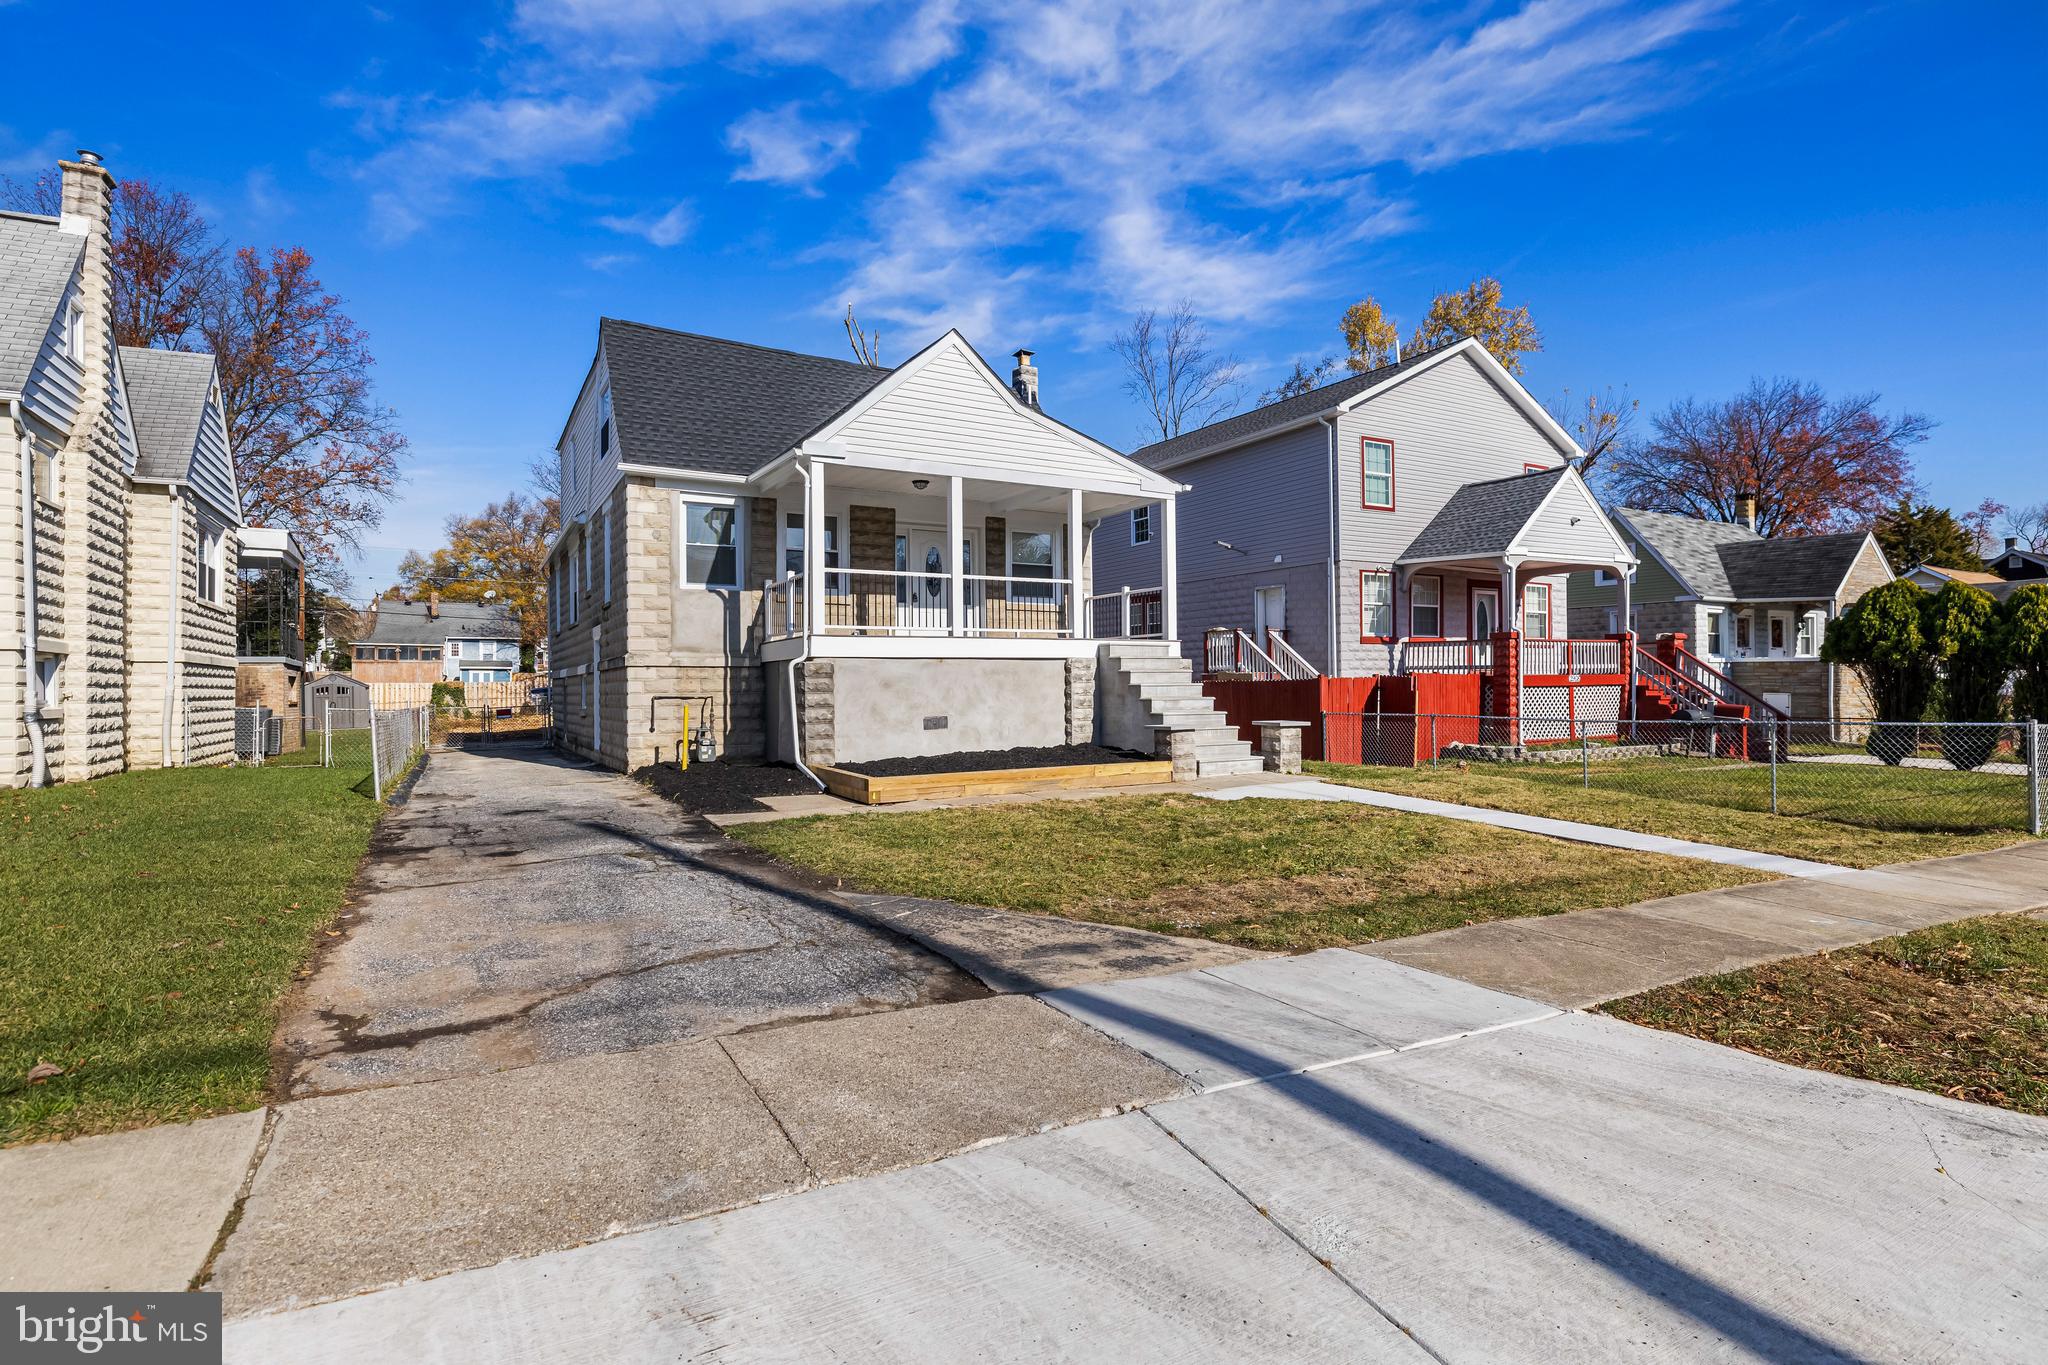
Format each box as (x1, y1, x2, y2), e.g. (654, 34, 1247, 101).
(1398, 639, 1493, 673)
(1521, 638, 1623, 676)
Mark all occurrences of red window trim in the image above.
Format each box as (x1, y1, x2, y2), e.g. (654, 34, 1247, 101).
(1358, 566, 1395, 643)
(1523, 461, 1547, 474)
(1360, 436, 1395, 511)
(1408, 572, 1444, 639)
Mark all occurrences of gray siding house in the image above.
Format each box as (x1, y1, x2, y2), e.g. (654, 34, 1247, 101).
(1095, 338, 1635, 683)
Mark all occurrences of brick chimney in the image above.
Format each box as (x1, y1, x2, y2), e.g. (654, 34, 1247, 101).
(428, 588, 440, 619)
(2007, 537, 2020, 553)
(1734, 490, 1758, 533)
(1010, 348, 1040, 409)
(56, 150, 115, 398)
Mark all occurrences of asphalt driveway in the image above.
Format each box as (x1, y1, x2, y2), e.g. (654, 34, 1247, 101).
(277, 747, 986, 1096)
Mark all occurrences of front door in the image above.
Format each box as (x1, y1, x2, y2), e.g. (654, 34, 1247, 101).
(1471, 587, 1501, 642)
(1253, 586, 1286, 652)
(901, 527, 976, 632)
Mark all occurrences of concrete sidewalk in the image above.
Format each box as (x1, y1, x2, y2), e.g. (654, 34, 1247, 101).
(226, 947, 2048, 1363)
(1360, 841, 2048, 1007)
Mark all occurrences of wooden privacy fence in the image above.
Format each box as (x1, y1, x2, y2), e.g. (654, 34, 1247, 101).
(368, 677, 542, 710)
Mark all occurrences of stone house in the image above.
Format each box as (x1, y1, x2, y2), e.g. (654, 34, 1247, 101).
(1567, 505, 1894, 724)
(544, 319, 1189, 774)
(2, 150, 254, 786)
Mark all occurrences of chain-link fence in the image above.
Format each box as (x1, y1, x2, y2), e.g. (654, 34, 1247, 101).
(428, 698, 552, 748)
(1321, 714, 2044, 836)
(369, 705, 429, 799)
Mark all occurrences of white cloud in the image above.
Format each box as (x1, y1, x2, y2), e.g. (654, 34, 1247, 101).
(724, 104, 859, 191)
(598, 200, 695, 246)
(584, 251, 638, 272)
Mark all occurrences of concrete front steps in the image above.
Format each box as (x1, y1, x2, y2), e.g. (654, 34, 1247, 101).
(1099, 641, 1266, 777)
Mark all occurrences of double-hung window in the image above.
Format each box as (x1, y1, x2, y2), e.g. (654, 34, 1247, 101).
(196, 518, 226, 605)
(1734, 612, 1751, 654)
(1409, 574, 1441, 637)
(1009, 531, 1056, 601)
(784, 512, 840, 584)
(1795, 609, 1825, 659)
(1359, 569, 1393, 640)
(1704, 608, 1726, 656)
(1522, 582, 1552, 639)
(1131, 505, 1152, 545)
(1360, 438, 1394, 510)
(683, 502, 739, 588)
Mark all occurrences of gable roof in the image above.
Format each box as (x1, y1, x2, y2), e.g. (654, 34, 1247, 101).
(1910, 564, 2004, 586)
(119, 347, 216, 481)
(1613, 507, 1760, 598)
(1617, 507, 1881, 601)
(1398, 467, 1568, 561)
(359, 598, 519, 646)
(597, 317, 891, 478)
(1129, 342, 1460, 471)
(0, 212, 84, 397)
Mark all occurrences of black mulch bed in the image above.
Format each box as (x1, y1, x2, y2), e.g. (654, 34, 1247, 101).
(834, 744, 1153, 778)
(634, 760, 820, 814)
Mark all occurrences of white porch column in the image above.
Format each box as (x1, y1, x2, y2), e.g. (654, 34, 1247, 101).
(804, 458, 825, 637)
(1499, 559, 1518, 634)
(1161, 497, 1179, 642)
(1616, 561, 1632, 638)
(1068, 487, 1086, 638)
(947, 474, 965, 637)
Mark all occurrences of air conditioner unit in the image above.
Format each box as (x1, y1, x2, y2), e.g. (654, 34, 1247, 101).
(235, 706, 271, 760)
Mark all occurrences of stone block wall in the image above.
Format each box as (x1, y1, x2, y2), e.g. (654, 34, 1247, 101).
(1064, 657, 1094, 745)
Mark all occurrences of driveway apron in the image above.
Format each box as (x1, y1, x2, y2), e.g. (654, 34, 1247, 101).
(277, 747, 985, 1096)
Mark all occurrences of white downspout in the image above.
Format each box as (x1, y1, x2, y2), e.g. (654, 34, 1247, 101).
(161, 487, 184, 768)
(12, 401, 49, 787)
(1323, 414, 1340, 675)
(784, 465, 824, 790)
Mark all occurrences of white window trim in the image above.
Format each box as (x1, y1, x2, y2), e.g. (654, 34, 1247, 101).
(1794, 609, 1824, 659)
(679, 496, 744, 590)
(1131, 504, 1152, 546)
(1523, 582, 1553, 640)
(1006, 527, 1062, 598)
(1359, 568, 1394, 641)
(196, 518, 227, 607)
(601, 513, 612, 603)
(1768, 610, 1792, 657)
(1409, 573, 1442, 638)
(61, 300, 83, 360)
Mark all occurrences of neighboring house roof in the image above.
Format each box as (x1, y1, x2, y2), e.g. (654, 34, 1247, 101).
(1617, 507, 1882, 601)
(598, 317, 890, 478)
(1128, 343, 1459, 472)
(0, 211, 83, 397)
(1613, 508, 1758, 598)
(1400, 467, 1568, 560)
(358, 599, 519, 646)
(119, 346, 214, 480)
(1910, 564, 2004, 586)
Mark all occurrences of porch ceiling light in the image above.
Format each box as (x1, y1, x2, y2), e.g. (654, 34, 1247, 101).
(911, 478, 930, 490)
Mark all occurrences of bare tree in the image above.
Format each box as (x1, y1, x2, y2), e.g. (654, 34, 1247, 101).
(2005, 501, 2048, 552)
(1259, 356, 1340, 406)
(1547, 385, 1639, 477)
(843, 304, 882, 367)
(1112, 301, 1245, 443)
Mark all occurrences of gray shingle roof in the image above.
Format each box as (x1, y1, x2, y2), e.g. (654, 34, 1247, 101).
(359, 599, 519, 646)
(1614, 507, 1759, 598)
(1129, 342, 1462, 470)
(0, 212, 83, 396)
(1717, 533, 1872, 600)
(599, 317, 892, 477)
(1398, 467, 1567, 561)
(119, 346, 215, 481)
(1619, 507, 1876, 600)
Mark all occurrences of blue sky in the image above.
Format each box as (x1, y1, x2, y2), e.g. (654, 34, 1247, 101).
(5, 0, 2043, 596)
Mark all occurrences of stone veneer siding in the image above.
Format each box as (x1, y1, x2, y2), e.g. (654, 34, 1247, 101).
(123, 489, 237, 768)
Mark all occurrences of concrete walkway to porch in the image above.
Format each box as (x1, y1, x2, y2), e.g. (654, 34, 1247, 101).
(1200, 777, 1866, 878)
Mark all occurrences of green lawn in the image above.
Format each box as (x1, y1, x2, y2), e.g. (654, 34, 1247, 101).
(729, 794, 1768, 952)
(2, 763, 382, 1145)
(1605, 914, 2048, 1115)
(1304, 759, 2033, 867)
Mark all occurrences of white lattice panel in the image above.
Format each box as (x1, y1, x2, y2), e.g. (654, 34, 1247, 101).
(1522, 686, 1570, 742)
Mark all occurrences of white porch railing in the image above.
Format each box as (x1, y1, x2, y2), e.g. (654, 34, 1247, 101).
(1267, 630, 1321, 680)
(1085, 586, 1164, 640)
(1521, 638, 1623, 676)
(764, 569, 1078, 640)
(1398, 639, 1493, 673)
(1204, 627, 1316, 680)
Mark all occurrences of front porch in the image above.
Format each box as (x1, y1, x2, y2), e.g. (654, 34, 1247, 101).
(756, 456, 1176, 662)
